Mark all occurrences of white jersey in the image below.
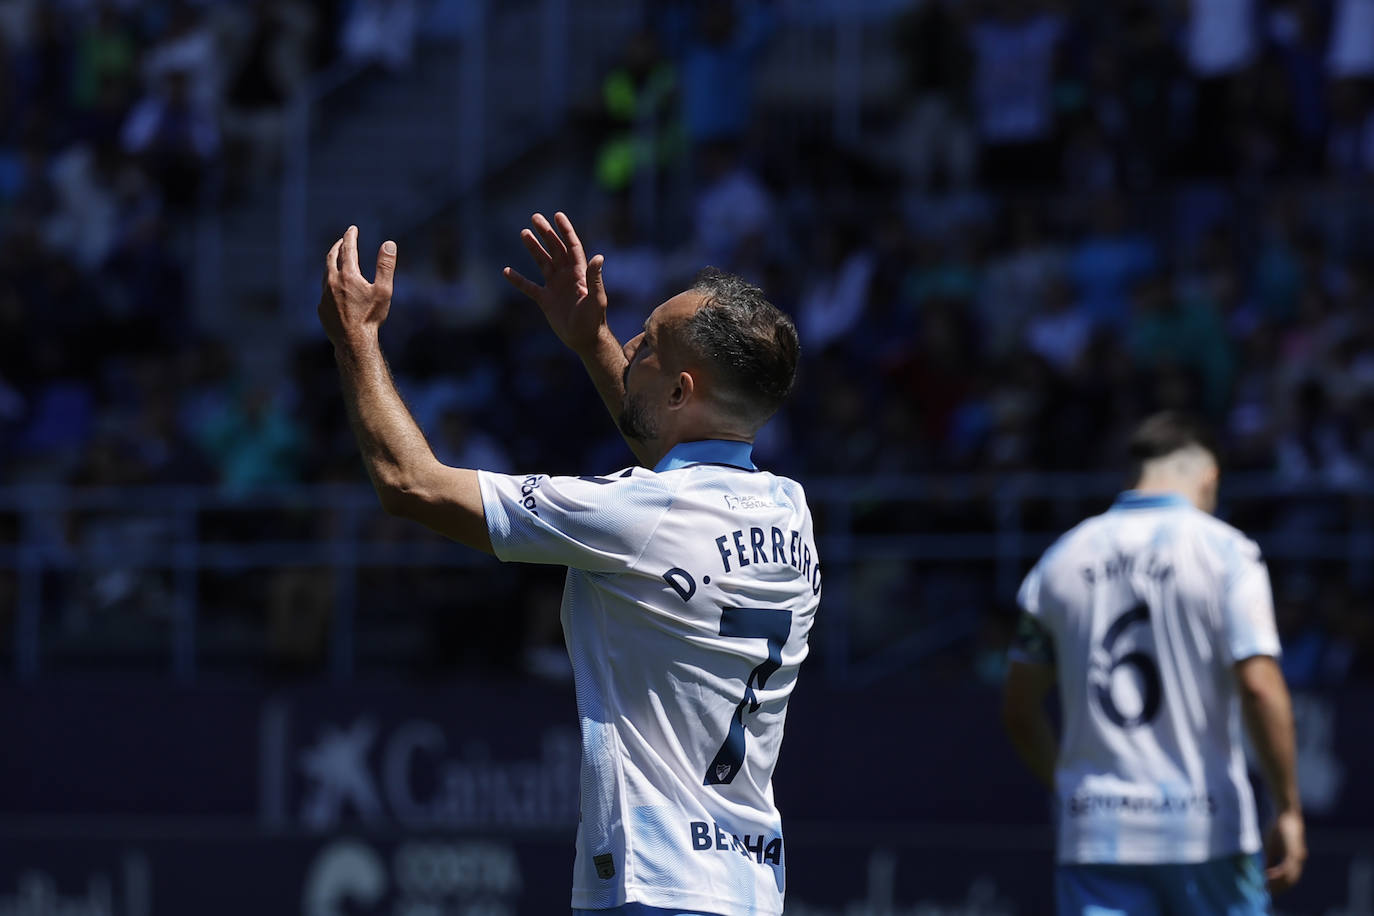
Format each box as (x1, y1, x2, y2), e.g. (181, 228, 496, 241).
(478, 440, 820, 915)
(1013, 490, 1281, 865)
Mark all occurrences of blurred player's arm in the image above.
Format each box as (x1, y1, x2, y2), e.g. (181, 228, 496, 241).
(503, 212, 653, 467)
(1001, 612, 1058, 789)
(320, 226, 493, 554)
(1235, 654, 1306, 893)
(1001, 660, 1057, 789)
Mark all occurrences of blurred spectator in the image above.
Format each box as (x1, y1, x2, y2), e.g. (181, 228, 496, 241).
(1024, 278, 1090, 374)
(1066, 196, 1156, 332)
(691, 142, 772, 270)
(393, 224, 498, 330)
(341, 0, 417, 72)
(1127, 275, 1234, 416)
(1184, 0, 1259, 174)
(140, 3, 219, 109)
(1270, 0, 1330, 173)
(222, 0, 314, 195)
(597, 200, 666, 344)
(41, 143, 119, 269)
(895, 0, 974, 191)
(1186, 0, 1259, 78)
(192, 382, 302, 492)
(12, 6, 73, 120)
(672, 0, 773, 147)
(595, 30, 681, 195)
(71, 3, 137, 113)
(977, 207, 1064, 356)
(1118, 2, 1184, 185)
(968, 0, 1065, 188)
(1327, 0, 1374, 79)
(120, 68, 219, 209)
(797, 226, 875, 353)
(1326, 77, 1374, 175)
(1276, 377, 1364, 486)
(430, 405, 512, 475)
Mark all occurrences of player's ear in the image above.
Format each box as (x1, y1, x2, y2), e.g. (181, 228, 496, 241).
(668, 371, 695, 410)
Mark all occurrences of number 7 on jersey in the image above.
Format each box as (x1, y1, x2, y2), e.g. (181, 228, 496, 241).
(705, 607, 793, 786)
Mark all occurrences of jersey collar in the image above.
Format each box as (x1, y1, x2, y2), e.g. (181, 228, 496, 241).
(1112, 490, 1191, 511)
(654, 439, 757, 473)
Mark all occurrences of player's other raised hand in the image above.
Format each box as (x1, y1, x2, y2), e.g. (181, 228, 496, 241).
(503, 211, 609, 355)
(318, 225, 398, 346)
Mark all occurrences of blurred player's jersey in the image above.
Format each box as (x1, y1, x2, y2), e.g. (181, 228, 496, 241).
(1013, 491, 1280, 865)
(479, 440, 820, 916)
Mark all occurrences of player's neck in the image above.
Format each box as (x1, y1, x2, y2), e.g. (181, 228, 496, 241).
(647, 412, 754, 465)
(645, 430, 754, 469)
(1131, 477, 1201, 510)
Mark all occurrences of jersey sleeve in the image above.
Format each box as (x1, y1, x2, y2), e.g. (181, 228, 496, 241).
(477, 470, 675, 572)
(1009, 561, 1057, 666)
(1221, 535, 1281, 663)
(1017, 559, 1047, 619)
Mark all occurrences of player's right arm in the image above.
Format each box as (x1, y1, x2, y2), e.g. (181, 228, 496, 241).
(502, 212, 653, 467)
(1001, 556, 1060, 789)
(1236, 655, 1305, 894)
(320, 227, 493, 554)
(1002, 611, 1058, 790)
(1222, 533, 1304, 893)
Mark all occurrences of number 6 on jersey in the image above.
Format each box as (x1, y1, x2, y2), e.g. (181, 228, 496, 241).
(704, 607, 793, 786)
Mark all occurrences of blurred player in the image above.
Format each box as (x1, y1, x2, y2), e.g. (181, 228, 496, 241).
(1001, 412, 1305, 914)
(318, 215, 819, 916)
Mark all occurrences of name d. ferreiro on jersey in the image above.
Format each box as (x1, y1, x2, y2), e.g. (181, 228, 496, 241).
(713, 525, 822, 596)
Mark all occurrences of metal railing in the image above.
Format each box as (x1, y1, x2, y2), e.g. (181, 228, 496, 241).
(2, 474, 1371, 685)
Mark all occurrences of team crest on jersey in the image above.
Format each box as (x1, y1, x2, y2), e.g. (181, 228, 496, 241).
(715, 763, 732, 781)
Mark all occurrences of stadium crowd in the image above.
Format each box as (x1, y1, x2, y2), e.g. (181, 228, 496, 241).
(1, 0, 1372, 682)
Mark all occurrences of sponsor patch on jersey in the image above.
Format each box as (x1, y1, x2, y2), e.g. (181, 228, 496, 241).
(593, 853, 615, 880)
(724, 494, 776, 511)
(518, 475, 542, 516)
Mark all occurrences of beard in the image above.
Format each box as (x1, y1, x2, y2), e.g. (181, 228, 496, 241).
(617, 390, 660, 442)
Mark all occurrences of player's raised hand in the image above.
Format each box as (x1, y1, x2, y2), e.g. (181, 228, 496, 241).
(319, 225, 398, 346)
(503, 212, 608, 355)
(1264, 809, 1306, 894)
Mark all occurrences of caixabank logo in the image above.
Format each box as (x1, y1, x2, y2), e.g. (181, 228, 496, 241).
(258, 699, 581, 831)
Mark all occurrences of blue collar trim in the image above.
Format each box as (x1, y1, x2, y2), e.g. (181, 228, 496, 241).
(654, 439, 757, 473)
(1112, 490, 1191, 511)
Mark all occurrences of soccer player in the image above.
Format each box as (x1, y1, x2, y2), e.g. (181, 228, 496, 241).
(318, 214, 819, 916)
(1001, 412, 1305, 914)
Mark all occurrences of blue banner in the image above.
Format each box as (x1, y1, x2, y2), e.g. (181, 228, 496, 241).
(1, 680, 1370, 913)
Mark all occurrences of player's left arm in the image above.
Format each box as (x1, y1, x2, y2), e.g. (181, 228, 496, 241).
(319, 226, 493, 554)
(502, 212, 654, 468)
(1223, 536, 1304, 893)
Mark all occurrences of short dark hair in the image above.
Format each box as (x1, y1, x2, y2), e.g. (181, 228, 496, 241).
(677, 267, 800, 426)
(1127, 411, 1220, 476)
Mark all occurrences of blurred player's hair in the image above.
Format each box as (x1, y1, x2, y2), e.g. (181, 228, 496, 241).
(681, 267, 800, 428)
(1128, 411, 1221, 481)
